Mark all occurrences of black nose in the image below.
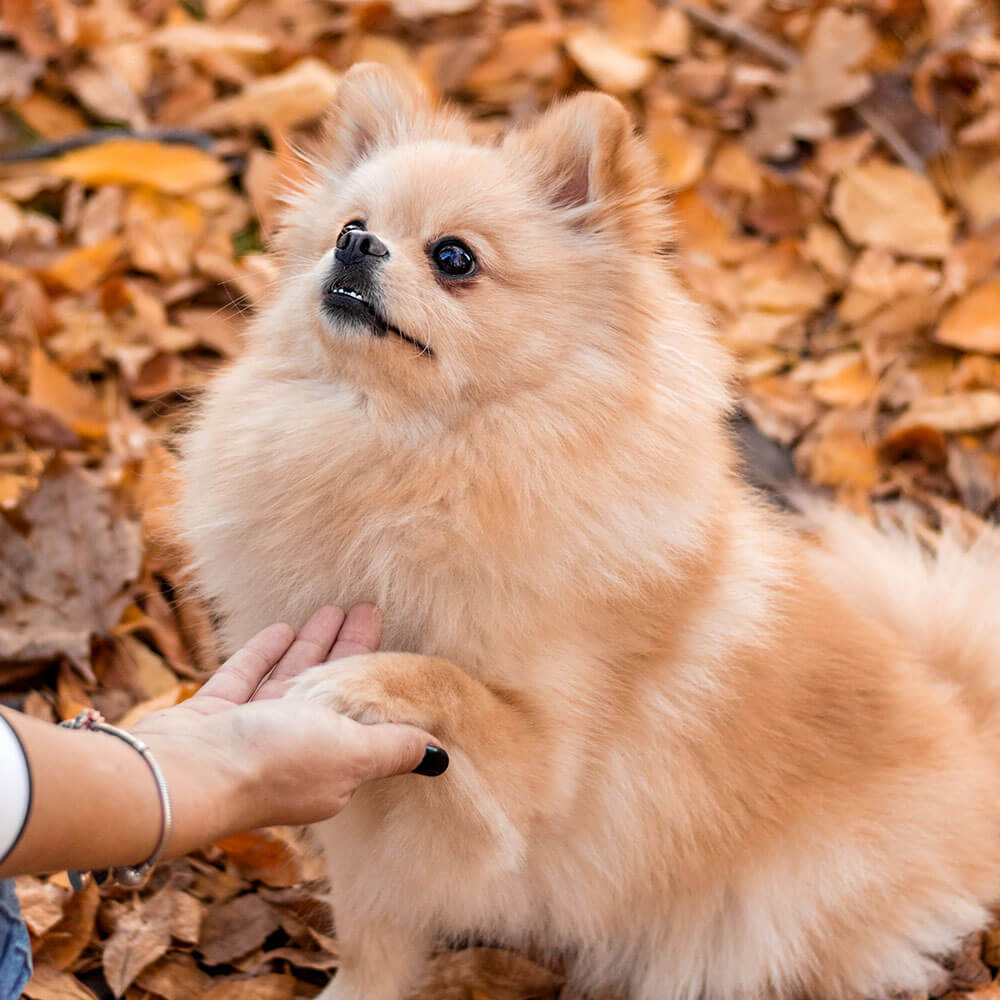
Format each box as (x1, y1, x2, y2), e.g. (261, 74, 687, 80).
(335, 229, 389, 266)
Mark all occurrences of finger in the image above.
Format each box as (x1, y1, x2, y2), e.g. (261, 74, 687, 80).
(192, 623, 296, 706)
(253, 605, 346, 701)
(328, 603, 382, 660)
(354, 723, 446, 783)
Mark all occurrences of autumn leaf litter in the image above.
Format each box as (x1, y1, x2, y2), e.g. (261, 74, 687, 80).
(2, 0, 1000, 996)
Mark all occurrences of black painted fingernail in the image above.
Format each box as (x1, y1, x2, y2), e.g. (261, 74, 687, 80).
(413, 745, 449, 777)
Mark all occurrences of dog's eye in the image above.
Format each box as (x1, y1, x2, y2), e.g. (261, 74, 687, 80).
(431, 239, 476, 278)
(340, 220, 366, 238)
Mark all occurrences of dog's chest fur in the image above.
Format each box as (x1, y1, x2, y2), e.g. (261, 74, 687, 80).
(180, 359, 696, 676)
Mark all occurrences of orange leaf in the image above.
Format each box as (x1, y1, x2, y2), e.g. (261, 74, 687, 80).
(40, 236, 126, 293)
(48, 140, 228, 195)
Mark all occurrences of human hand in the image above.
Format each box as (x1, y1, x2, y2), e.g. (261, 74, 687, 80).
(131, 605, 444, 857)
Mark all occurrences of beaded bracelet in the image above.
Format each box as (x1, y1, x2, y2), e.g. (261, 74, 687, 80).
(59, 708, 173, 892)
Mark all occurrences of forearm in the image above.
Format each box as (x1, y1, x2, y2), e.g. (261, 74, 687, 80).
(0, 709, 240, 878)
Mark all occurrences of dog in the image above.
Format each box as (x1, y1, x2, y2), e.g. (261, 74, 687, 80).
(180, 63, 1000, 1000)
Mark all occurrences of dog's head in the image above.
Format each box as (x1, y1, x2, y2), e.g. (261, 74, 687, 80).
(263, 64, 699, 419)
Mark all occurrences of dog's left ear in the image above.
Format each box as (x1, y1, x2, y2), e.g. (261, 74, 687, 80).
(503, 92, 668, 248)
(322, 63, 465, 172)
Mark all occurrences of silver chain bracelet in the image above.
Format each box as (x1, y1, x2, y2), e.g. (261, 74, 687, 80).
(59, 708, 173, 892)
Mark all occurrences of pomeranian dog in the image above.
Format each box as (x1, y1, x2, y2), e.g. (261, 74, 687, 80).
(180, 64, 1000, 1000)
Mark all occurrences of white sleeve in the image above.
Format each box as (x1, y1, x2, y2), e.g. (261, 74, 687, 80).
(0, 713, 31, 863)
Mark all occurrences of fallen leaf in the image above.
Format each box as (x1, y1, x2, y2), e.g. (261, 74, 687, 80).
(32, 880, 99, 971)
(947, 440, 1000, 516)
(831, 161, 954, 259)
(200, 894, 281, 966)
(102, 891, 174, 997)
(135, 954, 214, 1000)
(746, 9, 874, 159)
(22, 964, 99, 1000)
(647, 6, 690, 59)
(215, 827, 325, 887)
(40, 236, 127, 293)
(48, 141, 228, 196)
(803, 417, 880, 490)
(0, 383, 79, 449)
(892, 391, 1000, 434)
(410, 948, 565, 1000)
(936, 276, 1000, 354)
(565, 27, 654, 94)
(28, 348, 105, 439)
(201, 974, 296, 1000)
(193, 58, 341, 132)
(150, 24, 273, 56)
(0, 458, 141, 676)
(15, 876, 70, 936)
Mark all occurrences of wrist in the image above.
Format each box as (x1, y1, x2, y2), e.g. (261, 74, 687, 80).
(139, 720, 258, 856)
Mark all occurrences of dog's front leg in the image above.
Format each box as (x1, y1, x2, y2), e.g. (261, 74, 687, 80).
(314, 913, 430, 1000)
(292, 653, 545, 1000)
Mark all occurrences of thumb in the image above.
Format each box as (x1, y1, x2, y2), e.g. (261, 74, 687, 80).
(356, 723, 449, 781)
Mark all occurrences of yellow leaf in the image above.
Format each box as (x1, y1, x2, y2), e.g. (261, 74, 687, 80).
(15, 91, 88, 140)
(831, 161, 953, 259)
(28, 348, 106, 439)
(194, 58, 341, 132)
(565, 26, 654, 94)
(936, 276, 1000, 354)
(48, 140, 228, 196)
(893, 391, 1000, 434)
(40, 236, 126, 293)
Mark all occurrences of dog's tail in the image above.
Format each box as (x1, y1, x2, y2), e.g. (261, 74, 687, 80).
(803, 504, 1000, 723)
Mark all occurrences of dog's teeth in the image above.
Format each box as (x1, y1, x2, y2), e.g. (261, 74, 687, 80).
(333, 288, 365, 301)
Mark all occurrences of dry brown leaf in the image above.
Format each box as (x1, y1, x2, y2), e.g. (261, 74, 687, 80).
(32, 880, 100, 971)
(410, 947, 565, 1000)
(647, 7, 690, 59)
(831, 161, 953, 259)
(948, 440, 1000, 516)
(102, 891, 175, 997)
(0, 382, 79, 449)
(743, 375, 821, 445)
(151, 24, 273, 56)
(166, 886, 205, 945)
(40, 236, 127, 293)
(804, 421, 880, 490)
(648, 111, 713, 191)
(135, 954, 215, 1000)
(194, 58, 341, 132)
(215, 827, 325, 887)
(456, 22, 563, 102)
(125, 188, 203, 279)
(65, 64, 148, 130)
(0, 458, 141, 676)
(15, 876, 70, 936)
(392, 0, 478, 15)
(893, 391, 1000, 435)
(200, 894, 281, 966)
(28, 348, 105, 439)
(565, 26, 654, 94)
(746, 9, 874, 159)
(201, 974, 297, 1000)
(936, 276, 1000, 354)
(48, 140, 228, 195)
(22, 964, 99, 1000)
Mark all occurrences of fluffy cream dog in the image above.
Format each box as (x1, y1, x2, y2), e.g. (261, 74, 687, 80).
(180, 64, 1000, 1000)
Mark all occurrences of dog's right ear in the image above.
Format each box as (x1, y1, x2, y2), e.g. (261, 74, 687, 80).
(321, 63, 465, 172)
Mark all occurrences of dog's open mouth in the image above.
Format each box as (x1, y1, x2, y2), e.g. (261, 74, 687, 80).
(322, 286, 434, 358)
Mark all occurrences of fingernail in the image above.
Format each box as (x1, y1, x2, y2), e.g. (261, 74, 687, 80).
(413, 745, 449, 777)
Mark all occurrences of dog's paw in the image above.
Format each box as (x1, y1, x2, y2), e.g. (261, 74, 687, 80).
(291, 652, 449, 733)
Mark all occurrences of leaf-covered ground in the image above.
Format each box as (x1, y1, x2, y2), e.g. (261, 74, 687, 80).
(2, 0, 1000, 997)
